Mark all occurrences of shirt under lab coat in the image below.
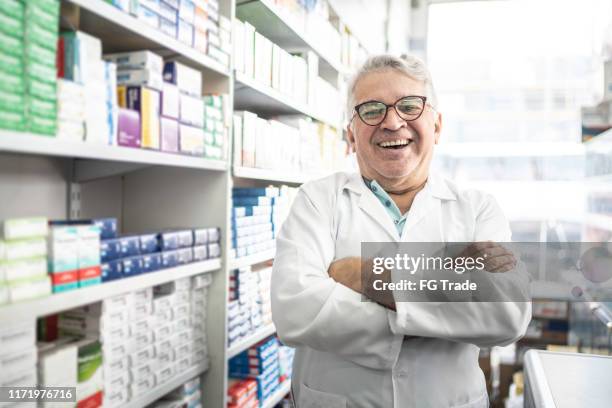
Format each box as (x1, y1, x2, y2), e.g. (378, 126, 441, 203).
(271, 171, 531, 408)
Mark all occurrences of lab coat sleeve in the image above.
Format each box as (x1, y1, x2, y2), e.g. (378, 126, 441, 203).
(271, 189, 402, 370)
(388, 194, 532, 348)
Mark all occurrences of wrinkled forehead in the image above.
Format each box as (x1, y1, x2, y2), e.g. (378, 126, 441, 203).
(353, 69, 426, 105)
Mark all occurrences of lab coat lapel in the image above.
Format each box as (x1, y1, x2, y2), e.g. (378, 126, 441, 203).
(344, 172, 398, 241)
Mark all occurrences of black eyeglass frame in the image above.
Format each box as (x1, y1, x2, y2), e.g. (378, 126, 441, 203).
(352, 95, 429, 126)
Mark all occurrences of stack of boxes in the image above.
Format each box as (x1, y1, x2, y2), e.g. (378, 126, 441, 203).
(107, 0, 231, 68)
(0, 322, 37, 390)
(233, 111, 347, 175)
(164, 60, 205, 155)
(0, 0, 60, 134)
(230, 186, 292, 259)
(227, 378, 258, 408)
(228, 267, 261, 348)
(48, 272, 211, 407)
(48, 221, 103, 293)
(151, 376, 202, 408)
(25, 0, 60, 136)
(59, 30, 118, 144)
(110, 50, 164, 149)
(229, 337, 281, 405)
(0, 217, 51, 304)
(203, 94, 227, 160)
(37, 337, 79, 397)
(56, 78, 86, 141)
(100, 220, 221, 283)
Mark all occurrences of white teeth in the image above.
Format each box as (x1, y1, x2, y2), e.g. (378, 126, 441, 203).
(378, 140, 410, 147)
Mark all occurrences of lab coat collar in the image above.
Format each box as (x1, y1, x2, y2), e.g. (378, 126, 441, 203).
(343, 171, 457, 202)
(342, 171, 455, 241)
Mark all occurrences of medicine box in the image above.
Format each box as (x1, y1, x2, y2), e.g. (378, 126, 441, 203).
(137, 3, 160, 29)
(1, 217, 48, 240)
(0, 323, 36, 356)
(139, 233, 160, 254)
(122, 86, 161, 149)
(161, 81, 180, 118)
(101, 260, 122, 282)
(117, 107, 141, 148)
(180, 92, 204, 127)
(75, 225, 101, 268)
(1, 257, 47, 283)
(121, 256, 144, 277)
(0, 238, 47, 261)
(142, 252, 162, 273)
(208, 242, 220, 258)
(177, 247, 194, 264)
(161, 116, 180, 153)
(104, 50, 163, 72)
(91, 218, 117, 240)
(179, 124, 205, 155)
(163, 60, 201, 96)
(117, 236, 141, 258)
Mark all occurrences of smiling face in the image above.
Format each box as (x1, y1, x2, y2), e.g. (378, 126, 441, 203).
(347, 69, 442, 189)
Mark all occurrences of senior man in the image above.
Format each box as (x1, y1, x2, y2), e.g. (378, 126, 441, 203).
(271, 55, 531, 408)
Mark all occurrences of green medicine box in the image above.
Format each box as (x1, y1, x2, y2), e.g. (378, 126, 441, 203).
(0, 92, 25, 114)
(0, 72, 25, 94)
(25, 23, 58, 52)
(203, 95, 223, 108)
(26, 77, 57, 102)
(28, 114, 56, 136)
(0, 12, 24, 39)
(25, 60, 57, 85)
(25, 41, 56, 66)
(0, 31, 24, 58)
(0, 52, 23, 76)
(25, 2, 60, 32)
(0, 110, 26, 132)
(0, 0, 25, 20)
(27, 97, 56, 119)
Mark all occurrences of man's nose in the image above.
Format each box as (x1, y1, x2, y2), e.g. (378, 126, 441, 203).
(380, 107, 406, 131)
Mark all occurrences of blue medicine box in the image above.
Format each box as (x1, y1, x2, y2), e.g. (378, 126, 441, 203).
(118, 236, 141, 258)
(100, 239, 122, 262)
(101, 260, 123, 282)
(161, 250, 179, 268)
(92, 218, 118, 239)
(139, 233, 160, 254)
(121, 256, 143, 277)
(141, 253, 162, 273)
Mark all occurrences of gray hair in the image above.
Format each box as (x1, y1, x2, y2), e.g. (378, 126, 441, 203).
(347, 54, 439, 122)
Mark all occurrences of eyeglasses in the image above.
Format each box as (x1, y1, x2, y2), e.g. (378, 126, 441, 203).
(353, 95, 428, 126)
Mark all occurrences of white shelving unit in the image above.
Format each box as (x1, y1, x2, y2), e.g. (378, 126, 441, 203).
(124, 361, 210, 408)
(229, 249, 276, 269)
(0, 260, 220, 325)
(233, 166, 323, 185)
(0, 0, 362, 406)
(227, 324, 277, 359)
(236, 0, 348, 80)
(234, 71, 339, 128)
(262, 381, 292, 408)
(65, 0, 230, 78)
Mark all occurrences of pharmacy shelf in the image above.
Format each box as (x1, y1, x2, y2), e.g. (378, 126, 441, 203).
(262, 380, 292, 408)
(227, 324, 277, 359)
(229, 249, 276, 269)
(0, 259, 221, 325)
(66, 0, 230, 78)
(435, 142, 585, 157)
(584, 213, 612, 231)
(124, 361, 209, 408)
(0, 131, 228, 181)
(233, 166, 322, 184)
(234, 71, 340, 128)
(236, 0, 348, 78)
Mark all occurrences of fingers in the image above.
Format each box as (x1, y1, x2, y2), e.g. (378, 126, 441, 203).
(462, 242, 517, 273)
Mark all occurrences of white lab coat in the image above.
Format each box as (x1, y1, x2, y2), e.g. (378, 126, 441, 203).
(271, 171, 531, 408)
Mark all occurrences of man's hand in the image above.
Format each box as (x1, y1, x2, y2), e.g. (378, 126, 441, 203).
(328, 257, 396, 310)
(328, 257, 362, 293)
(460, 241, 516, 273)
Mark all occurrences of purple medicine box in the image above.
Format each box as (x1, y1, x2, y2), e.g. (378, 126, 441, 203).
(160, 117, 179, 153)
(117, 108, 141, 148)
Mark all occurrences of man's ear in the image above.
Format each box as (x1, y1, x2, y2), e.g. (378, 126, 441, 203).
(434, 112, 442, 144)
(346, 122, 356, 152)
